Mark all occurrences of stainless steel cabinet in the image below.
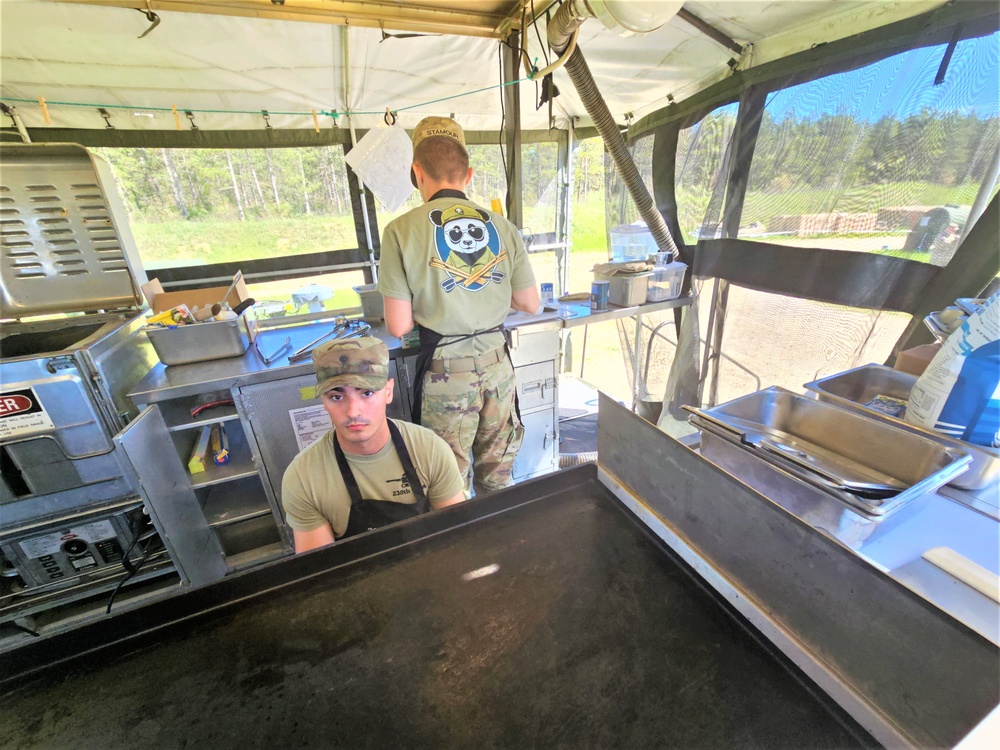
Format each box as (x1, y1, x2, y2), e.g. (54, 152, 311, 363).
(119, 387, 289, 584)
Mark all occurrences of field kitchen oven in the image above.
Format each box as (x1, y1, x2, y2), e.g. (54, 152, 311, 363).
(0, 143, 175, 635)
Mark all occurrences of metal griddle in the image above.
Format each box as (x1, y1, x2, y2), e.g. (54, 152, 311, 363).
(0, 465, 869, 749)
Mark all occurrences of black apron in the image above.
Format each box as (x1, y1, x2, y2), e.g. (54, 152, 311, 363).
(410, 189, 520, 426)
(334, 420, 430, 538)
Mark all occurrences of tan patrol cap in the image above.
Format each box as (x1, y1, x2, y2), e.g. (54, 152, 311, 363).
(313, 336, 389, 397)
(411, 116, 468, 188)
(411, 116, 466, 151)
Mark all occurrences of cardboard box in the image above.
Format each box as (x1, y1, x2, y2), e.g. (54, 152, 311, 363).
(141, 273, 256, 366)
(142, 273, 250, 317)
(894, 343, 941, 376)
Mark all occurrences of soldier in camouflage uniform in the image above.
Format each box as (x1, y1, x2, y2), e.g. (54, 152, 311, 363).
(282, 336, 465, 553)
(378, 116, 539, 496)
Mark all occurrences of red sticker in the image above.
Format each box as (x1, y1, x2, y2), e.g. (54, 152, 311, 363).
(0, 394, 32, 416)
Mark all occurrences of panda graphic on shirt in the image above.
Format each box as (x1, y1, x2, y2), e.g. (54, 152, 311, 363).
(428, 204, 508, 292)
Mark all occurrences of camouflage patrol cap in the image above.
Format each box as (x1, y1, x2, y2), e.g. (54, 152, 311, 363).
(411, 116, 468, 188)
(412, 116, 466, 151)
(313, 336, 389, 397)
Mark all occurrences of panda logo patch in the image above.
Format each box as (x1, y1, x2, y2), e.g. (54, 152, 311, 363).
(428, 204, 508, 292)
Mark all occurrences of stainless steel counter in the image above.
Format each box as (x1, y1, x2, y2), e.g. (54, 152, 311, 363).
(694, 426, 1000, 646)
(131, 297, 692, 404)
(130, 319, 405, 404)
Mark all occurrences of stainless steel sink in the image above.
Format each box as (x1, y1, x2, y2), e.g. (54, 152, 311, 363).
(804, 364, 999, 491)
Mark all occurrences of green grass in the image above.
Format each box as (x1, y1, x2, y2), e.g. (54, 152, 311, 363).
(132, 215, 357, 265)
(131, 181, 965, 268)
(132, 202, 609, 267)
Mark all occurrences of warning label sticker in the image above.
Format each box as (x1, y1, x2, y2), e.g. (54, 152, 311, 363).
(0, 387, 56, 439)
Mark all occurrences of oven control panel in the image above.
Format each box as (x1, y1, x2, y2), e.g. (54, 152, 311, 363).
(1, 514, 135, 589)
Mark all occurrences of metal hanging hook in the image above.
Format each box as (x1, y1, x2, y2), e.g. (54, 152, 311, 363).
(384, 108, 397, 126)
(98, 108, 114, 129)
(134, 0, 161, 39)
(262, 110, 272, 130)
(184, 110, 198, 130)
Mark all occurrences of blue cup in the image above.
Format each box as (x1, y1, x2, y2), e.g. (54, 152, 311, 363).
(591, 280, 610, 311)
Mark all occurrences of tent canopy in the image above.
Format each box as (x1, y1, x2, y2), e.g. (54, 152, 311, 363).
(1, 0, 947, 136)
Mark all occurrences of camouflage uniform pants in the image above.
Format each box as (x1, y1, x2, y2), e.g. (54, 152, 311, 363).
(421, 354, 523, 496)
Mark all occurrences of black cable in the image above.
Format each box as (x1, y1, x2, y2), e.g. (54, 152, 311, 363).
(498, 41, 510, 216)
(104, 517, 146, 614)
(531, 0, 550, 66)
(7, 622, 40, 638)
(105, 544, 154, 615)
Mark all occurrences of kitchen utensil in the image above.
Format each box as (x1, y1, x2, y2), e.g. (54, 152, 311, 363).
(232, 298, 256, 316)
(684, 387, 971, 516)
(287, 317, 349, 363)
(256, 336, 291, 365)
(217, 271, 243, 309)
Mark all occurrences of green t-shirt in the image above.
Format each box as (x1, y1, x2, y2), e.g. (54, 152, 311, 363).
(281, 419, 464, 538)
(378, 196, 536, 358)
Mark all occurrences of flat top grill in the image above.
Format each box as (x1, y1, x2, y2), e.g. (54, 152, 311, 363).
(2, 468, 867, 748)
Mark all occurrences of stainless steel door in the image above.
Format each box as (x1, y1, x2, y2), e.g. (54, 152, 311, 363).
(114, 406, 227, 586)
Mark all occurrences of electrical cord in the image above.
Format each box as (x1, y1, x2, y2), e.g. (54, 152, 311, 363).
(105, 514, 158, 614)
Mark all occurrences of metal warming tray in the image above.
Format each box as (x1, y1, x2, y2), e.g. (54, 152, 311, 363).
(804, 364, 999, 491)
(687, 387, 971, 516)
(145, 316, 251, 366)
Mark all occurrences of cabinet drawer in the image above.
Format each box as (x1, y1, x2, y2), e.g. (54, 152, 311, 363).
(516, 361, 556, 412)
(509, 329, 560, 367)
(513, 408, 558, 481)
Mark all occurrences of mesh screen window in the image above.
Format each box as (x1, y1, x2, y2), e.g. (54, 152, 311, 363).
(741, 32, 1000, 266)
(675, 103, 739, 246)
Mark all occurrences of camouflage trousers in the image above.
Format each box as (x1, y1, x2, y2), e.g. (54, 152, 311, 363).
(421, 354, 523, 496)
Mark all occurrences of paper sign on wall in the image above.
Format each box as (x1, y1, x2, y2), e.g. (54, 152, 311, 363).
(289, 405, 333, 452)
(344, 124, 414, 212)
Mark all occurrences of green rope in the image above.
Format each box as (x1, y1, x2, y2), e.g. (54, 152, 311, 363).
(3, 74, 533, 124)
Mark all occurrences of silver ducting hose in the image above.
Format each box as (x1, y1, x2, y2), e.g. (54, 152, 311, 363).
(547, 0, 680, 258)
(559, 451, 598, 468)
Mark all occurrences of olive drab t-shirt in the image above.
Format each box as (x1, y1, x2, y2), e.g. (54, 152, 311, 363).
(378, 196, 536, 358)
(281, 419, 464, 538)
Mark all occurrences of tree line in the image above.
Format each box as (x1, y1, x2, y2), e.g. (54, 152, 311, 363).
(96, 138, 609, 224)
(677, 108, 998, 195)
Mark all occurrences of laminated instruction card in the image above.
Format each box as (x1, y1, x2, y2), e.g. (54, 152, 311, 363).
(344, 123, 414, 212)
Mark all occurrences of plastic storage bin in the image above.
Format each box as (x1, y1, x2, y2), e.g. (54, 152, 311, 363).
(353, 284, 385, 321)
(610, 223, 657, 262)
(647, 261, 687, 302)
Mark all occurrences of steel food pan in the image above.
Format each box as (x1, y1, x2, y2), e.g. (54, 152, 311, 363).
(687, 387, 970, 516)
(804, 364, 999, 491)
(146, 315, 250, 366)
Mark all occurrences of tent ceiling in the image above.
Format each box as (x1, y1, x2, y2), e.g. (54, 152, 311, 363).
(1, 0, 946, 135)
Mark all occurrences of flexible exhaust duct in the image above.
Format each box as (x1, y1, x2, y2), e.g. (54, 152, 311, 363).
(547, 0, 681, 258)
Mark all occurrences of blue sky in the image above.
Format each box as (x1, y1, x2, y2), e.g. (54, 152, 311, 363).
(765, 31, 1000, 123)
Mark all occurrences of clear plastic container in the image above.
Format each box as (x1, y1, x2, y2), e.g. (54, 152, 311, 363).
(610, 222, 657, 262)
(647, 259, 687, 302)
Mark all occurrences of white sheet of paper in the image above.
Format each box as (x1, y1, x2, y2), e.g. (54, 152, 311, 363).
(344, 124, 414, 212)
(289, 404, 333, 452)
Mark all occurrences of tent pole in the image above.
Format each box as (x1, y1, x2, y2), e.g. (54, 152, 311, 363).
(341, 26, 377, 282)
(502, 29, 523, 228)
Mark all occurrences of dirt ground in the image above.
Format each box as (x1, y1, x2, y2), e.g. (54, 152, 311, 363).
(529, 243, 911, 409)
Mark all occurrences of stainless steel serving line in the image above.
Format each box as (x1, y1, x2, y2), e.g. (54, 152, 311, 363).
(2, 395, 997, 749)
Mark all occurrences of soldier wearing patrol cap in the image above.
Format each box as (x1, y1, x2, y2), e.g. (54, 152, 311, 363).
(378, 116, 539, 497)
(281, 336, 465, 553)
